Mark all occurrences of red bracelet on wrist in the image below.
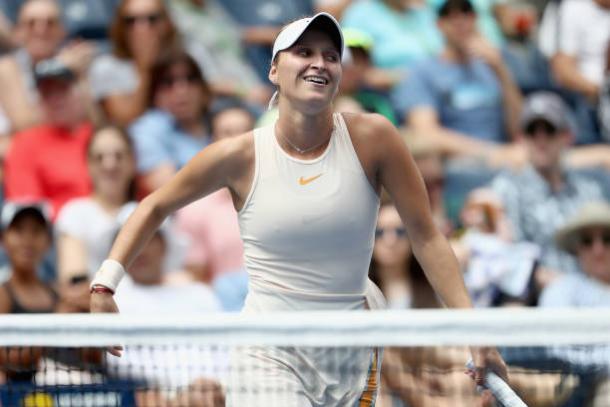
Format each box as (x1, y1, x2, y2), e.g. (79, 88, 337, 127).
(90, 284, 115, 295)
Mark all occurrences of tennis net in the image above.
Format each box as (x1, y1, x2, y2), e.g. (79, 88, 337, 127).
(1, 308, 609, 406)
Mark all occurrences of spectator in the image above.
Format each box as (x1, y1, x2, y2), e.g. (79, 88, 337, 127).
(540, 201, 610, 406)
(129, 49, 213, 193)
(341, 0, 443, 73)
(168, 0, 271, 106)
(55, 125, 136, 314)
(429, 0, 509, 47)
(497, 2, 556, 95)
(110, 214, 224, 407)
(4, 58, 93, 218)
(542, 201, 610, 307)
(0, 201, 55, 384)
(538, 0, 610, 144)
(172, 100, 255, 310)
(371, 200, 577, 407)
(491, 92, 605, 285)
(393, 0, 523, 147)
(334, 28, 398, 123)
(0, 0, 95, 134)
(90, 0, 203, 126)
(451, 188, 539, 307)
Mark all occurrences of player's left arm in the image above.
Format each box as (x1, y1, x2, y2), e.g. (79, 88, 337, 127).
(370, 114, 470, 309)
(367, 114, 508, 383)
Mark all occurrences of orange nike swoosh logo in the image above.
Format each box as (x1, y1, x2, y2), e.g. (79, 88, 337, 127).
(299, 173, 323, 185)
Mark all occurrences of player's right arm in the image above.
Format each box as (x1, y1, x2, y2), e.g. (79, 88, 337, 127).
(90, 132, 254, 327)
(104, 132, 253, 269)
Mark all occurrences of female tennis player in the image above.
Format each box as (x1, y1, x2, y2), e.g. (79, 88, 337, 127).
(90, 12, 508, 406)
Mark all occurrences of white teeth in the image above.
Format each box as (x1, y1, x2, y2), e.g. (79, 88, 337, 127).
(304, 76, 328, 85)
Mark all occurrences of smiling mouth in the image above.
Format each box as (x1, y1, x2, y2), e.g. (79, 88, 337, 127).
(303, 75, 329, 85)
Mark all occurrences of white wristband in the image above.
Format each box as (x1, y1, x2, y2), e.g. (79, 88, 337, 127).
(90, 259, 126, 293)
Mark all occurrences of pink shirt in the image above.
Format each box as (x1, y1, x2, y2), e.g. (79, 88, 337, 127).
(175, 189, 244, 279)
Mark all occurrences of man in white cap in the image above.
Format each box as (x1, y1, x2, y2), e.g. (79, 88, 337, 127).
(90, 12, 507, 406)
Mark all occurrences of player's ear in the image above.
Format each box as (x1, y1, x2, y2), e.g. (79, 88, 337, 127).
(269, 61, 279, 86)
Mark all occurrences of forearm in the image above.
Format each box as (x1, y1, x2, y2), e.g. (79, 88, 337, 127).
(411, 233, 472, 309)
(551, 53, 599, 100)
(494, 64, 523, 140)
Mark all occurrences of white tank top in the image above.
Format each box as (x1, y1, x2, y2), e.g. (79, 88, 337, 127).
(238, 113, 380, 312)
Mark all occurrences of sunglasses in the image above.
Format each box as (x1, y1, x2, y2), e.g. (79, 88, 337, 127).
(375, 227, 407, 239)
(159, 73, 199, 89)
(21, 17, 60, 30)
(90, 151, 130, 164)
(123, 12, 163, 27)
(524, 120, 558, 138)
(579, 232, 610, 249)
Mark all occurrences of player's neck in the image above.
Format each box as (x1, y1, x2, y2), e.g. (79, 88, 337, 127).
(275, 105, 334, 153)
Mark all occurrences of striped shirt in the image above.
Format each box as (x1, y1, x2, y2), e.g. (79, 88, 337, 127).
(491, 165, 605, 274)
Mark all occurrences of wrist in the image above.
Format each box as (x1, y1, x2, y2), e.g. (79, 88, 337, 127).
(90, 259, 126, 293)
(90, 284, 115, 295)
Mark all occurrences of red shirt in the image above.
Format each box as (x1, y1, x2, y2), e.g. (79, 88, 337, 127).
(4, 123, 93, 219)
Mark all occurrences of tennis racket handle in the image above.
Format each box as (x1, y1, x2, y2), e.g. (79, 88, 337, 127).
(466, 360, 528, 407)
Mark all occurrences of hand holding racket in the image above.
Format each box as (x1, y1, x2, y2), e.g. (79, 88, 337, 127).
(467, 347, 527, 407)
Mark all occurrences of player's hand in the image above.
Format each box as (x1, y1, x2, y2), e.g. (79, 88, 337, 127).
(90, 291, 123, 357)
(469, 346, 508, 386)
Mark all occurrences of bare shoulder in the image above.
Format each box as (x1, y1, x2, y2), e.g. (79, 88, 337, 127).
(210, 130, 255, 203)
(211, 130, 255, 174)
(342, 112, 401, 146)
(342, 112, 404, 157)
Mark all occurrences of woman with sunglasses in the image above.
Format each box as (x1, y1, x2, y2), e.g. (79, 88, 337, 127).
(129, 49, 213, 193)
(90, 13, 507, 405)
(90, 0, 204, 127)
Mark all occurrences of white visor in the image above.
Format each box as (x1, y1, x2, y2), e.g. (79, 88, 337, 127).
(271, 12, 344, 63)
(268, 12, 344, 109)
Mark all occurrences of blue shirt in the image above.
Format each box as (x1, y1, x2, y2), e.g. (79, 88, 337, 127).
(129, 110, 211, 173)
(393, 56, 505, 142)
(341, 0, 443, 70)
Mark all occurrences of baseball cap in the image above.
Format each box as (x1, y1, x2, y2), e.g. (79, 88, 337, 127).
(438, 0, 475, 17)
(1, 200, 52, 231)
(520, 92, 570, 132)
(34, 58, 75, 87)
(271, 12, 344, 63)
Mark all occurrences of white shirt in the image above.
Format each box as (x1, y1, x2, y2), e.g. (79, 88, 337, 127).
(538, 0, 610, 86)
(56, 198, 137, 276)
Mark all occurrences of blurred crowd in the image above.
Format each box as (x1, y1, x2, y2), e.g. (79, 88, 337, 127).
(0, 0, 608, 405)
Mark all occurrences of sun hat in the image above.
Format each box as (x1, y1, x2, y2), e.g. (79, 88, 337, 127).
(555, 201, 610, 254)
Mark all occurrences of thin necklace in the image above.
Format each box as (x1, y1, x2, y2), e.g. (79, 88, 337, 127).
(277, 126, 334, 155)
